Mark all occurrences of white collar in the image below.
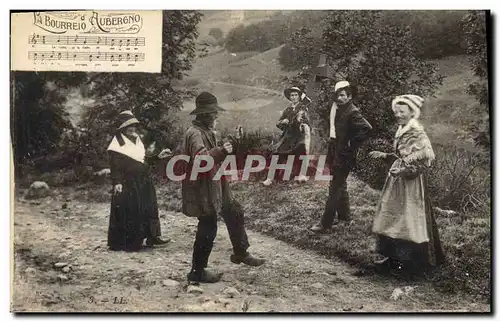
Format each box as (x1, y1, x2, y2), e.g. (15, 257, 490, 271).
(107, 134, 145, 164)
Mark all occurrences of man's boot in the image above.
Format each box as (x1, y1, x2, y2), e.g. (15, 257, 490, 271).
(187, 269, 223, 283)
(188, 242, 222, 283)
(230, 252, 265, 266)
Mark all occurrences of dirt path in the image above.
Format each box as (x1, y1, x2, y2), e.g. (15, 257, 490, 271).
(11, 192, 489, 312)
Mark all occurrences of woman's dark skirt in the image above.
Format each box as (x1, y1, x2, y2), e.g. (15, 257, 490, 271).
(107, 171, 161, 251)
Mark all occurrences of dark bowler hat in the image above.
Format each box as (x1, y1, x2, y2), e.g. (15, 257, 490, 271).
(190, 92, 226, 115)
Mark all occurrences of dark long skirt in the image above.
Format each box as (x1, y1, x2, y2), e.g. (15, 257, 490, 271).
(107, 171, 161, 251)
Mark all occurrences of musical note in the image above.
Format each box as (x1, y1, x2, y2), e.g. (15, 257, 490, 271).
(27, 35, 146, 46)
(27, 51, 144, 63)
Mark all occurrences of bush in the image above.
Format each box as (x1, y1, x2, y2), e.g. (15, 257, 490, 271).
(208, 27, 224, 40)
(352, 138, 394, 190)
(225, 24, 271, 53)
(428, 143, 490, 214)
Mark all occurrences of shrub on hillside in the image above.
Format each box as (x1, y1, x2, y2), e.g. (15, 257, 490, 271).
(225, 24, 271, 53)
(427, 143, 490, 214)
(208, 27, 224, 40)
(352, 138, 395, 190)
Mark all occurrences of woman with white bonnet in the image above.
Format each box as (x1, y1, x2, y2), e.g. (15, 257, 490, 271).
(369, 94, 445, 274)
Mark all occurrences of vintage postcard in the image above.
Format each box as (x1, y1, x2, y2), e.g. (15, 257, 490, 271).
(10, 9, 491, 313)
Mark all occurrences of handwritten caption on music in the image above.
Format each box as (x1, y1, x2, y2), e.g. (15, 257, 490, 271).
(11, 11, 162, 73)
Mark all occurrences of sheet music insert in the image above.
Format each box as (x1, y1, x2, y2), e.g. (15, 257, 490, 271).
(11, 11, 162, 73)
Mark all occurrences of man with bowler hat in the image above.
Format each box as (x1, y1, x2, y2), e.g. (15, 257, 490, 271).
(182, 92, 265, 283)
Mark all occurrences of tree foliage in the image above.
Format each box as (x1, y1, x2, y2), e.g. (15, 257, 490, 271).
(11, 71, 87, 173)
(226, 11, 327, 54)
(461, 10, 489, 149)
(279, 11, 467, 71)
(278, 27, 323, 72)
(381, 11, 467, 59)
(291, 11, 443, 141)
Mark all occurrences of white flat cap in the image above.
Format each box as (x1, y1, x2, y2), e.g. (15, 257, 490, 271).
(334, 80, 350, 92)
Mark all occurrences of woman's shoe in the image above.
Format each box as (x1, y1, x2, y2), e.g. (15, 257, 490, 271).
(262, 178, 273, 186)
(145, 237, 171, 247)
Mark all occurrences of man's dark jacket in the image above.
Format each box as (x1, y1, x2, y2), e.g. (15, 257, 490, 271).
(329, 101, 372, 169)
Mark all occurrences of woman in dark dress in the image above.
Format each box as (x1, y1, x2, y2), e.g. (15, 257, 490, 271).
(107, 111, 172, 251)
(262, 86, 312, 186)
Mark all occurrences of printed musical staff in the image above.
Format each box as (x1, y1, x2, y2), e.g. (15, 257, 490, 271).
(28, 34, 146, 47)
(28, 51, 145, 62)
